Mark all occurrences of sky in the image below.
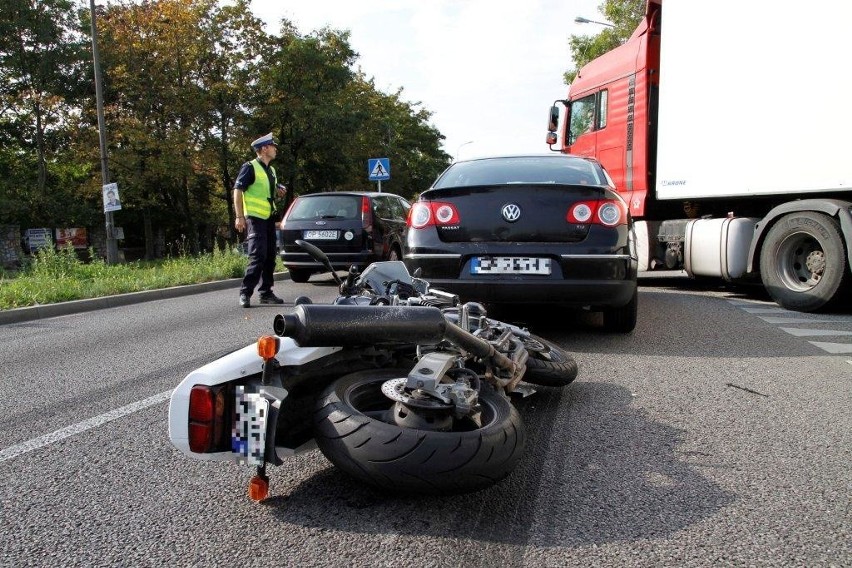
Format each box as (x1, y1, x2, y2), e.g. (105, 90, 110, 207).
(249, 0, 604, 161)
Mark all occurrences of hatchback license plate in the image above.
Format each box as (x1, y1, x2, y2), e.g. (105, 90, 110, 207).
(471, 257, 551, 275)
(304, 230, 338, 240)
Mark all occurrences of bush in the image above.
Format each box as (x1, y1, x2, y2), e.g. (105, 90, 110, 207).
(0, 244, 251, 310)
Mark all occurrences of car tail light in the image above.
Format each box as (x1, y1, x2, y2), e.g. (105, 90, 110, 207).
(361, 196, 373, 232)
(408, 202, 460, 229)
(188, 385, 227, 453)
(566, 199, 627, 226)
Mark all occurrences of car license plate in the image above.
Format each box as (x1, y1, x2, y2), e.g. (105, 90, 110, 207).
(471, 257, 551, 275)
(232, 386, 268, 466)
(303, 230, 338, 240)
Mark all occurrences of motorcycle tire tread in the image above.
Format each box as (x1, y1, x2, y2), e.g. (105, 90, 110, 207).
(522, 334, 578, 387)
(313, 369, 526, 495)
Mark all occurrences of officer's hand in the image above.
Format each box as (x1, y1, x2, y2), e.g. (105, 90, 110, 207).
(235, 217, 246, 232)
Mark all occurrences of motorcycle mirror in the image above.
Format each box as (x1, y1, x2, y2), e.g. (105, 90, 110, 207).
(295, 239, 343, 286)
(413, 267, 422, 278)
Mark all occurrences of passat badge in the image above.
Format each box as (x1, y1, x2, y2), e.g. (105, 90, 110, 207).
(501, 203, 521, 222)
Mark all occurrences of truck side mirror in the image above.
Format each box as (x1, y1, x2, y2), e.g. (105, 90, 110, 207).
(547, 105, 560, 132)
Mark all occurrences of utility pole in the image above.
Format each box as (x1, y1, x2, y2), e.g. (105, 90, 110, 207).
(89, 0, 119, 264)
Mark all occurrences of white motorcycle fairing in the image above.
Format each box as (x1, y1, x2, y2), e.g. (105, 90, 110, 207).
(168, 338, 341, 462)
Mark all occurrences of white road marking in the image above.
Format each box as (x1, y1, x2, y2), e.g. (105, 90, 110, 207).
(728, 299, 852, 356)
(740, 307, 789, 314)
(780, 328, 852, 337)
(758, 316, 850, 324)
(807, 342, 852, 354)
(0, 390, 171, 464)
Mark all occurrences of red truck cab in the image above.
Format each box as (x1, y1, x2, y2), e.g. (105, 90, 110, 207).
(550, 0, 661, 220)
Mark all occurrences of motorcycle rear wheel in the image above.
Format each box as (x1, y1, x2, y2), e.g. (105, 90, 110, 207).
(522, 334, 578, 387)
(314, 369, 525, 494)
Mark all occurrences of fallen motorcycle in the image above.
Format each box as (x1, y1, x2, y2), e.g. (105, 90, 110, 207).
(168, 240, 578, 500)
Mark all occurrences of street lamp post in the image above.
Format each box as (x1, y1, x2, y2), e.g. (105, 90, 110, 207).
(574, 16, 615, 28)
(89, 0, 119, 264)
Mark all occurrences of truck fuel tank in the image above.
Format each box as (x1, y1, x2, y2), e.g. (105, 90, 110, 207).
(684, 217, 758, 281)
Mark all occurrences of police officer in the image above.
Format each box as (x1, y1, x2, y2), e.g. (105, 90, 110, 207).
(234, 132, 287, 308)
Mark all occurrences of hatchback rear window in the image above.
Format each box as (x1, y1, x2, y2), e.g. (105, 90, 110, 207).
(287, 195, 361, 221)
(433, 157, 604, 188)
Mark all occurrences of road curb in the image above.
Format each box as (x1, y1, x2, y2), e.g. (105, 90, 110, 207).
(0, 272, 291, 326)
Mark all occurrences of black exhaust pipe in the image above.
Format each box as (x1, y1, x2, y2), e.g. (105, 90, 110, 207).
(273, 304, 520, 379)
(274, 305, 447, 346)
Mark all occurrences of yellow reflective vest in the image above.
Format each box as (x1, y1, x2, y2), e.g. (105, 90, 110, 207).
(242, 159, 276, 220)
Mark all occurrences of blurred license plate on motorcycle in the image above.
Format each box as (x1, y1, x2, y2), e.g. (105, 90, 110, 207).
(471, 257, 551, 275)
(303, 230, 338, 240)
(232, 386, 268, 466)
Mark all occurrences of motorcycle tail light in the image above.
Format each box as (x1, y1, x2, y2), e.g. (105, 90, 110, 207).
(257, 335, 279, 360)
(188, 385, 227, 453)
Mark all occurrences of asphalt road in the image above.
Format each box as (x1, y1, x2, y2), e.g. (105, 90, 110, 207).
(1, 277, 850, 567)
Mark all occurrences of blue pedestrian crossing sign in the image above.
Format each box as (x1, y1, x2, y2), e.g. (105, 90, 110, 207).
(368, 158, 390, 181)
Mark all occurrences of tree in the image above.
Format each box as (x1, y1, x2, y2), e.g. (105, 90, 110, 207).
(0, 0, 88, 226)
(564, 0, 646, 84)
(253, 25, 448, 204)
(194, 0, 268, 243)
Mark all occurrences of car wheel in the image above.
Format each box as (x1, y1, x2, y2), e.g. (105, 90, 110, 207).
(288, 268, 312, 283)
(313, 369, 526, 495)
(522, 334, 578, 387)
(602, 289, 638, 333)
(759, 212, 849, 312)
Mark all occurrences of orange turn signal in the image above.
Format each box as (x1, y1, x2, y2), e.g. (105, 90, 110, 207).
(257, 335, 279, 361)
(248, 475, 269, 502)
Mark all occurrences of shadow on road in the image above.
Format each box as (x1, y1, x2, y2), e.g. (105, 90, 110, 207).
(485, 290, 841, 358)
(261, 382, 734, 549)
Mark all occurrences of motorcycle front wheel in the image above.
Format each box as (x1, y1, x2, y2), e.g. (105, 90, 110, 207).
(313, 369, 526, 494)
(521, 334, 578, 387)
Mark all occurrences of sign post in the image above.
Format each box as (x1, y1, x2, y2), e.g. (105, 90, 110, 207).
(367, 158, 390, 192)
(90, 0, 119, 264)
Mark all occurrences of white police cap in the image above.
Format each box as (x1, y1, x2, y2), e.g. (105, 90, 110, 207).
(251, 132, 278, 150)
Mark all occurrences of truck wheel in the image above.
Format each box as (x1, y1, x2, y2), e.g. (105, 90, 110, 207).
(522, 334, 578, 387)
(602, 289, 638, 333)
(313, 369, 525, 495)
(759, 212, 849, 312)
(288, 268, 311, 283)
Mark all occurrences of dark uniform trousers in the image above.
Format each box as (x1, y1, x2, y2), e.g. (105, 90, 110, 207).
(240, 216, 277, 297)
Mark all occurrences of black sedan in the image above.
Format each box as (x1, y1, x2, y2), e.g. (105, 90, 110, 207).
(403, 154, 638, 332)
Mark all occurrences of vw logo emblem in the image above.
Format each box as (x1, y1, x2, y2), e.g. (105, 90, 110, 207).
(501, 203, 521, 222)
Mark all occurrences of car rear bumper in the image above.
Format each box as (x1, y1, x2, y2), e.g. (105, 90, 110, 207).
(404, 252, 637, 307)
(282, 251, 376, 271)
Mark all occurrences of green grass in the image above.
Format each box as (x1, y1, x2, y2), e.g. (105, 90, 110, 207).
(0, 244, 282, 310)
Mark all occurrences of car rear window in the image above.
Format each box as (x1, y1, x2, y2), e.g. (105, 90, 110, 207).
(432, 157, 605, 188)
(287, 195, 361, 221)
